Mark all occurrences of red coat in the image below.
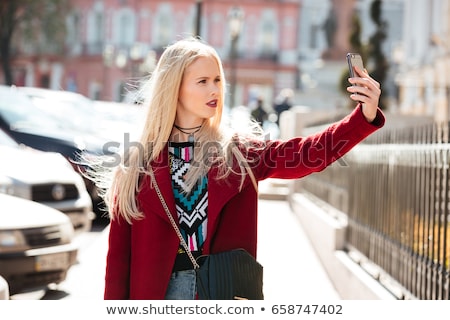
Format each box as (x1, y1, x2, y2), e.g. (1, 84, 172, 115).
(104, 106, 385, 299)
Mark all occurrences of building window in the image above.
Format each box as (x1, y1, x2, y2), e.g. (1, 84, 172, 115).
(67, 12, 81, 45)
(87, 3, 105, 54)
(262, 21, 273, 49)
(157, 16, 171, 47)
(154, 4, 173, 48)
(258, 10, 277, 59)
(94, 12, 104, 45)
(112, 9, 136, 48)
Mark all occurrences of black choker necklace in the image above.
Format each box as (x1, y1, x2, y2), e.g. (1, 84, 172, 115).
(173, 124, 202, 142)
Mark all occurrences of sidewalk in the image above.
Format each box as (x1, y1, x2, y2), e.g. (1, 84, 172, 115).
(256, 197, 340, 300)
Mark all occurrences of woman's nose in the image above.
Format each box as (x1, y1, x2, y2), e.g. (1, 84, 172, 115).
(211, 84, 219, 96)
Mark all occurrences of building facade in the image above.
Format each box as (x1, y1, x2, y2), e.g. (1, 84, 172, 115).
(7, 0, 435, 116)
(394, 0, 450, 121)
(4, 0, 303, 110)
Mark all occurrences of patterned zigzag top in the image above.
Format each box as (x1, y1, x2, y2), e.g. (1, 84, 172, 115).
(168, 142, 208, 270)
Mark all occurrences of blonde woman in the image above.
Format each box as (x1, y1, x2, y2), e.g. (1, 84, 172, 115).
(101, 37, 384, 299)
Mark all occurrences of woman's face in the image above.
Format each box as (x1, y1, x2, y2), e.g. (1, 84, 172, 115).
(177, 56, 221, 126)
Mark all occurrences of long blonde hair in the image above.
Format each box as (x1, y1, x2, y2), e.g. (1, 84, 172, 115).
(97, 37, 263, 223)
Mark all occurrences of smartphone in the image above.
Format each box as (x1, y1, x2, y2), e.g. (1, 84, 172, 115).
(346, 53, 364, 81)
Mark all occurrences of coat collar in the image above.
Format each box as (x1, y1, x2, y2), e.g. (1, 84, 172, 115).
(147, 145, 244, 251)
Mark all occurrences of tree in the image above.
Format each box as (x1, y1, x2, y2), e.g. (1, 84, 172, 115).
(339, 0, 389, 110)
(0, 0, 70, 85)
(367, 0, 389, 110)
(339, 10, 367, 108)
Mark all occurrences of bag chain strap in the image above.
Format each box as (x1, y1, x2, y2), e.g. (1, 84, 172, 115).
(148, 166, 200, 269)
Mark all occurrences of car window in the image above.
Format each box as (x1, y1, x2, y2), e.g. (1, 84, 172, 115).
(24, 92, 99, 135)
(0, 88, 64, 130)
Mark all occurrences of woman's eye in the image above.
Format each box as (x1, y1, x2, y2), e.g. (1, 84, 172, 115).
(215, 78, 221, 83)
(198, 79, 207, 84)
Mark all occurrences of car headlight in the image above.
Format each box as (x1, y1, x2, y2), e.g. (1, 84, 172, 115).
(59, 222, 75, 244)
(0, 176, 14, 195)
(0, 230, 27, 253)
(0, 184, 14, 195)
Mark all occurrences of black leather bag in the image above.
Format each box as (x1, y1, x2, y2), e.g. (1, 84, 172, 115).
(149, 166, 264, 300)
(196, 248, 264, 300)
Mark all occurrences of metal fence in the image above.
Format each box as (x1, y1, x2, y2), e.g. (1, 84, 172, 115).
(300, 119, 450, 300)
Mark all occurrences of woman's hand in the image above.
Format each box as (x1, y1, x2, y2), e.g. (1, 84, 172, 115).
(346, 66, 381, 123)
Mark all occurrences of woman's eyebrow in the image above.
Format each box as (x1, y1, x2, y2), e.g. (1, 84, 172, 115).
(195, 74, 221, 79)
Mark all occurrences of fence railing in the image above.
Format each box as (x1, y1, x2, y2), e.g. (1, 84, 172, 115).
(300, 119, 450, 300)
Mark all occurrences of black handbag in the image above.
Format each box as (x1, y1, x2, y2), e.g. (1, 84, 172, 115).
(195, 248, 264, 300)
(149, 166, 264, 300)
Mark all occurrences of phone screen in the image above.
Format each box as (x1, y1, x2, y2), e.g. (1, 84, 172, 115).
(346, 53, 364, 78)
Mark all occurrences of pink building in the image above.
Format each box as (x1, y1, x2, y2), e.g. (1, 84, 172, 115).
(5, 0, 302, 109)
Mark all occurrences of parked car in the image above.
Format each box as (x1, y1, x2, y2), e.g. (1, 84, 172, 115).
(19, 86, 144, 150)
(17, 86, 144, 218)
(92, 99, 144, 144)
(0, 85, 107, 214)
(0, 128, 94, 233)
(17, 86, 126, 146)
(0, 193, 78, 295)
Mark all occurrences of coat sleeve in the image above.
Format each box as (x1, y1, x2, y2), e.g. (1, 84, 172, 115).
(252, 105, 385, 180)
(104, 214, 132, 300)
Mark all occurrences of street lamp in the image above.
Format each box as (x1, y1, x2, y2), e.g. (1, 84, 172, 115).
(228, 6, 244, 109)
(102, 44, 129, 101)
(195, 0, 203, 37)
(102, 44, 115, 100)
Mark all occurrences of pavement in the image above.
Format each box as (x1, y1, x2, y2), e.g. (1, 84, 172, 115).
(256, 194, 340, 301)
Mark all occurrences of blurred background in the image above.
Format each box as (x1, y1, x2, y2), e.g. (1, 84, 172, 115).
(2, 0, 446, 119)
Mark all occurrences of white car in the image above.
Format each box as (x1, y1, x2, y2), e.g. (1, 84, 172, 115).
(0, 129, 94, 233)
(19, 86, 144, 149)
(0, 193, 78, 295)
(17, 86, 121, 144)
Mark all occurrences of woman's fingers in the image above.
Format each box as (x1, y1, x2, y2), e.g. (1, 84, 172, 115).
(348, 67, 380, 98)
(347, 66, 380, 122)
(347, 81, 380, 103)
(352, 66, 380, 88)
